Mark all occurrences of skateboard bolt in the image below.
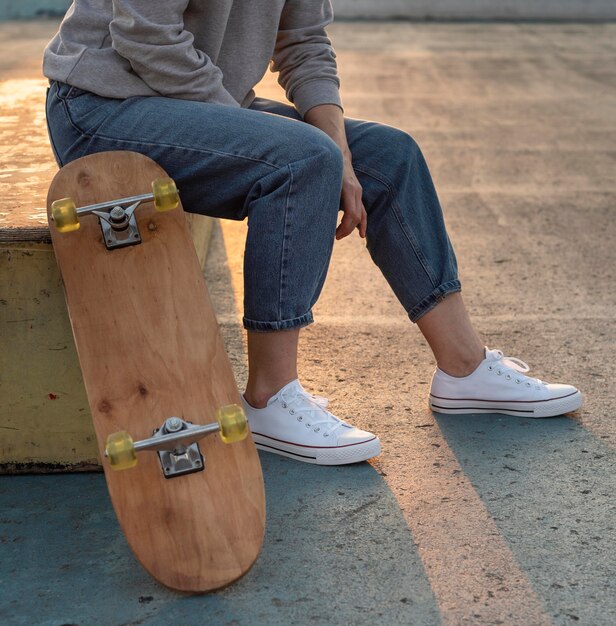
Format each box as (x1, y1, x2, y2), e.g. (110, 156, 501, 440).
(165, 417, 183, 433)
(109, 206, 126, 222)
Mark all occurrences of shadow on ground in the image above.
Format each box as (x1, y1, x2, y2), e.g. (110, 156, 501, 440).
(434, 413, 616, 625)
(0, 455, 439, 626)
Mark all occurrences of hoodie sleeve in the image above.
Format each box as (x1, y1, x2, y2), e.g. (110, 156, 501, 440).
(270, 0, 342, 118)
(109, 0, 239, 106)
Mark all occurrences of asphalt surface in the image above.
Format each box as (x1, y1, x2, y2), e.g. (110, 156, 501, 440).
(1, 20, 615, 626)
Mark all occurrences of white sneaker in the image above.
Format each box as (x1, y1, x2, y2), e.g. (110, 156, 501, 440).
(242, 380, 381, 465)
(429, 348, 583, 418)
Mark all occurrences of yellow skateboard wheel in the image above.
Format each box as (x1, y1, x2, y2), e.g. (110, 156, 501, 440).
(152, 177, 179, 212)
(51, 198, 80, 232)
(105, 431, 137, 470)
(217, 404, 248, 444)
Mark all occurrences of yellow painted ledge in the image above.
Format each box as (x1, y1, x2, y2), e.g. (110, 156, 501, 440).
(0, 214, 214, 473)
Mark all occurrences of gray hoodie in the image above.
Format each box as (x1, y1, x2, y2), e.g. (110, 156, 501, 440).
(43, 0, 342, 117)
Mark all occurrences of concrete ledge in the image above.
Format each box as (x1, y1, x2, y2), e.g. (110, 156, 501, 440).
(0, 73, 215, 472)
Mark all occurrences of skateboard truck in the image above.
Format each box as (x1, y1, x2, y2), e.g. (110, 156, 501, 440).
(104, 404, 248, 479)
(50, 177, 179, 250)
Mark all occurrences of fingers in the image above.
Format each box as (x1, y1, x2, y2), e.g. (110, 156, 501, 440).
(336, 168, 367, 240)
(358, 204, 367, 239)
(336, 202, 366, 240)
(336, 210, 359, 240)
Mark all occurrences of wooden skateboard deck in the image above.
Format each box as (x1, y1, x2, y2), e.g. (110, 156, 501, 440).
(46, 151, 265, 592)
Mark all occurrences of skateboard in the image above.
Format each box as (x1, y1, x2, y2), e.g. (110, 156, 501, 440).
(46, 151, 265, 592)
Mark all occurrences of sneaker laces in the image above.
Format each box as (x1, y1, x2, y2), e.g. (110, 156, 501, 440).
(310, 394, 328, 408)
(279, 386, 347, 437)
(487, 349, 546, 386)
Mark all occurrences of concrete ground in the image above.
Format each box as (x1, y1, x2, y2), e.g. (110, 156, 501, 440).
(1, 19, 615, 626)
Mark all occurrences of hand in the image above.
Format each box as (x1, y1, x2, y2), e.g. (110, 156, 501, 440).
(337, 153, 367, 240)
(302, 104, 367, 240)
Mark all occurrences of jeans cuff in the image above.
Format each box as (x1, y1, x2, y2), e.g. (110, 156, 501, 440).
(243, 311, 314, 332)
(408, 279, 462, 323)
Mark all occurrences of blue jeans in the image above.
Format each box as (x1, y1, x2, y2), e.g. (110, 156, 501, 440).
(46, 81, 460, 331)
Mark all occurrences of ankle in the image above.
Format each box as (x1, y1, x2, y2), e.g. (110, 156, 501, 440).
(244, 377, 296, 409)
(437, 349, 485, 378)
(243, 391, 270, 409)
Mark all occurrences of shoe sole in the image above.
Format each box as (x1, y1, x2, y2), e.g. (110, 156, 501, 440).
(251, 433, 382, 465)
(429, 390, 583, 418)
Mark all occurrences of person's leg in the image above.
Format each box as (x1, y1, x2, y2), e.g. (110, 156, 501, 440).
(244, 328, 299, 408)
(339, 116, 582, 417)
(416, 293, 484, 376)
(46, 82, 342, 334)
(250, 99, 482, 375)
(243, 327, 379, 462)
(253, 99, 581, 417)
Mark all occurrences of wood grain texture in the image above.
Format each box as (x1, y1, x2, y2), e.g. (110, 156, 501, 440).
(46, 151, 265, 592)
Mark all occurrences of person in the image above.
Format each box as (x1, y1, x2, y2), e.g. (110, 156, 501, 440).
(43, 1, 582, 466)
